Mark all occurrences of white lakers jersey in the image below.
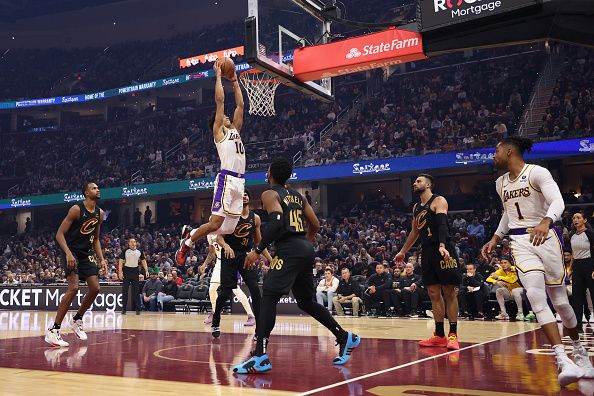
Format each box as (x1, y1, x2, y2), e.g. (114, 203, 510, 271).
(215, 127, 246, 174)
(496, 164, 561, 229)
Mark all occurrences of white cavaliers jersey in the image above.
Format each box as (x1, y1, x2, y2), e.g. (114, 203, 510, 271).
(496, 164, 558, 229)
(215, 127, 246, 174)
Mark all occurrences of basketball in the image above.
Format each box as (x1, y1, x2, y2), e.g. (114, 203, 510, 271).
(219, 57, 236, 80)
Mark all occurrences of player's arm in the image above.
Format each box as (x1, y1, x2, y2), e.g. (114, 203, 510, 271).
(231, 75, 244, 132)
(212, 60, 225, 143)
(216, 234, 235, 259)
(254, 190, 284, 254)
(302, 196, 320, 242)
(254, 214, 273, 263)
(396, 207, 419, 259)
(93, 210, 107, 271)
(482, 179, 509, 259)
(202, 245, 216, 267)
(56, 205, 80, 268)
(432, 196, 451, 260)
(530, 166, 565, 246)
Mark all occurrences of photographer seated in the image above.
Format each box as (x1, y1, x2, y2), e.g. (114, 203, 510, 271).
(385, 263, 421, 317)
(363, 262, 392, 316)
(460, 263, 486, 320)
(333, 267, 364, 316)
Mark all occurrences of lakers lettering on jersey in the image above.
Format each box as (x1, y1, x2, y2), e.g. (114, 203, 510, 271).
(215, 127, 246, 175)
(496, 164, 557, 229)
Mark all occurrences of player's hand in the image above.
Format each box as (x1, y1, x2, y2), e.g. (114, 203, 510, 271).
(438, 244, 451, 261)
(66, 253, 77, 269)
(223, 245, 235, 259)
(530, 220, 550, 246)
(394, 252, 405, 264)
(213, 60, 222, 77)
(118, 271, 124, 281)
(244, 250, 259, 269)
(481, 238, 498, 261)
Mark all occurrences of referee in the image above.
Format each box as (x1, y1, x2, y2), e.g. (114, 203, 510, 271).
(570, 212, 594, 332)
(118, 238, 148, 315)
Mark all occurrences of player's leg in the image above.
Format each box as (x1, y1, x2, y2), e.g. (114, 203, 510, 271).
(46, 270, 79, 347)
(69, 274, 100, 341)
(442, 284, 460, 349)
(211, 286, 233, 338)
(239, 263, 261, 326)
(233, 286, 255, 318)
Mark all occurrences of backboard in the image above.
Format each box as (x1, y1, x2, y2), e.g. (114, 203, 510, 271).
(245, 0, 334, 102)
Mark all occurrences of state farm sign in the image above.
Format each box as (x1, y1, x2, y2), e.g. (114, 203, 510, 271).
(179, 46, 244, 69)
(293, 28, 426, 81)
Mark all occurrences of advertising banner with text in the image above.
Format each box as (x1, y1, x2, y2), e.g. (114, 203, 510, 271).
(293, 28, 426, 81)
(179, 46, 244, 68)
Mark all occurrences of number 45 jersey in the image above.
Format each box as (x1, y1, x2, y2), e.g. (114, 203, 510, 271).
(496, 164, 560, 229)
(271, 185, 307, 242)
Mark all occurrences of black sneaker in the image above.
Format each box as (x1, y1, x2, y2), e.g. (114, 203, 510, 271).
(212, 326, 221, 338)
(121, 311, 127, 315)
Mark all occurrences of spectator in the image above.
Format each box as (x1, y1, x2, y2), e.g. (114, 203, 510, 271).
(172, 269, 183, 286)
(333, 267, 363, 316)
(467, 217, 485, 244)
(316, 268, 339, 312)
(133, 208, 142, 228)
(452, 214, 467, 231)
(25, 217, 32, 234)
(142, 270, 163, 311)
(144, 206, 152, 226)
(487, 256, 524, 321)
(460, 263, 486, 319)
(157, 273, 178, 311)
(385, 262, 420, 317)
(363, 262, 392, 316)
(3, 271, 18, 285)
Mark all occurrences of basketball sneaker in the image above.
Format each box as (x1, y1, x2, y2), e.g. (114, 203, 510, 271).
(557, 355, 586, 387)
(573, 344, 594, 378)
(204, 313, 213, 324)
(70, 317, 87, 341)
(524, 312, 536, 321)
(175, 239, 192, 266)
(515, 314, 525, 321)
(418, 332, 448, 348)
(212, 326, 221, 338)
(333, 332, 361, 365)
(495, 312, 509, 320)
(447, 333, 460, 350)
(232, 353, 272, 374)
(245, 315, 256, 326)
(45, 328, 69, 347)
(181, 225, 193, 240)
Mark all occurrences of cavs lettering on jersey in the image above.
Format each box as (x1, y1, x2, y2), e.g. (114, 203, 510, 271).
(496, 164, 556, 229)
(215, 127, 246, 175)
(224, 211, 256, 253)
(66, 202, 101, 253)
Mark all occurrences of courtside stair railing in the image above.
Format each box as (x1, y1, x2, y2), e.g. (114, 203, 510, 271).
(516, 48, 565, 138)
(293, 93, 363, 166)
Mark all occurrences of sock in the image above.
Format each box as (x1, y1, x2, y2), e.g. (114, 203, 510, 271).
(435, 322, 445, 337)
(52, 323, 61, 330)
(255, 337, 268, 356)
(573, 340, 584, 352)
(449, 322, 458, 335)
(184, 238, 194, 248)
(553, 344, 568, 359)
(73, 313, 83, 321)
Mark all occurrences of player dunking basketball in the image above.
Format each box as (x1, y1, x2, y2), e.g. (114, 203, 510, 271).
(176, 58, 245, 265)
(45, 182, 107, 347)
(482, 137, 594, 387)
(396, 174, 461, 350)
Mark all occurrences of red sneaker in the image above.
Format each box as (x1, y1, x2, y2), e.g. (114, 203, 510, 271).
(418, 332, 448, 348)
(175, 240, 191, 265)
(447, 333, 460, 350)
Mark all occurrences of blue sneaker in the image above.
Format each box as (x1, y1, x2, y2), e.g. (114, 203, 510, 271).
(232, 354, 272, 374)
(333, 332, 361, 365)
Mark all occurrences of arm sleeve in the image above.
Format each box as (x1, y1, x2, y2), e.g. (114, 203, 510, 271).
(436, 213, 449, 244)
(255, 212, 283, 254)
(531, 166, 565, 223)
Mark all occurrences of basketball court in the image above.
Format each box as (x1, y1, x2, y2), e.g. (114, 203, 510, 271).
(1, 310, 593, 395)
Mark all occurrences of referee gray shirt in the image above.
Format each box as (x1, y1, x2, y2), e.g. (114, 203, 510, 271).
(119, 248, 145, 268)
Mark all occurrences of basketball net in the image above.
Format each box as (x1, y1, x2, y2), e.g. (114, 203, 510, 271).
(240, 70, 281, 117)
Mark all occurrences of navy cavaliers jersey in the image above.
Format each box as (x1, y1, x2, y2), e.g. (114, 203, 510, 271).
(413, 195, 445, 246)
(272, 185, 307, 242)
(66, 202, 101, 253)
(224, 211, 256, 253)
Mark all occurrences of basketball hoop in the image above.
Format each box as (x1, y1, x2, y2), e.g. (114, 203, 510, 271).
(240, 69, 281, 117)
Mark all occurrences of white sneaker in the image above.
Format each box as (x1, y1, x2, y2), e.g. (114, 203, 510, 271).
(574, 344, 594, 378)
(70, 318, 88, 341)
(45, 328, 69, 347)
(516, 314, 525, 321)
(425, 310, 434, 319)
(557, 355, 586, 387)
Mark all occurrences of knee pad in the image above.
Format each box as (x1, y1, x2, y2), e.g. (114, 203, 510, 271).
(548, 285, 577, 329)
(525, 287, 556, 325)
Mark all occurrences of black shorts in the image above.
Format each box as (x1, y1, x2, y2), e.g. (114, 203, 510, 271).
(263, 238, 315, 299)
(220, 251, 259, 289)
(421, 243, 462, 286)
(62, 250, 99, 281)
